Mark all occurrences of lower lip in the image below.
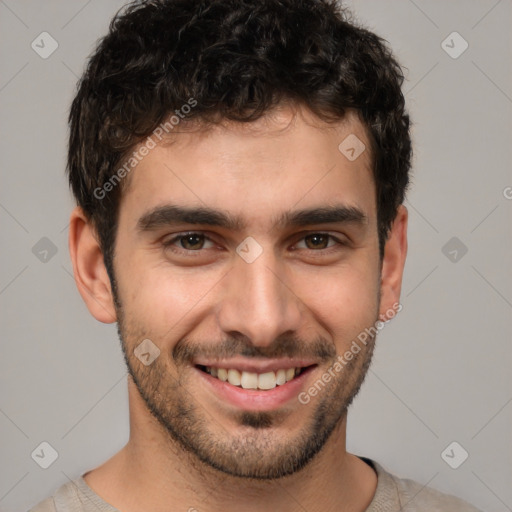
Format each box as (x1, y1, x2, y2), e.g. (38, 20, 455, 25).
(195, 366, 316, 411)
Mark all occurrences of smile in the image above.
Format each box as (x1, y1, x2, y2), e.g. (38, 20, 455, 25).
(196, 365, 309, 391)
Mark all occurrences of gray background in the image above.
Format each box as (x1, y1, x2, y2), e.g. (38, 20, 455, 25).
(0, 1, 511, 510)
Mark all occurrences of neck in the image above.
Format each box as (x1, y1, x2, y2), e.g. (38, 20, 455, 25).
(83, 378, 377, 512)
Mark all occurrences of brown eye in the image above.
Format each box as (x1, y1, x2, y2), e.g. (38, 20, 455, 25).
(179, 233, 206, 250)
(163, 232, 215, 252)
(303, 233, 332, 250)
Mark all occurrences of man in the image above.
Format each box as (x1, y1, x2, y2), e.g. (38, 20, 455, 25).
(30, 0, 481, 510)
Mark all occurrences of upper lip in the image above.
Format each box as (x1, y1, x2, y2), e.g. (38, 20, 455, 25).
(193, 357, 318, 374)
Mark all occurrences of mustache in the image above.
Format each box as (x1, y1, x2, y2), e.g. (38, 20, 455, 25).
(173, 333, 336, 365)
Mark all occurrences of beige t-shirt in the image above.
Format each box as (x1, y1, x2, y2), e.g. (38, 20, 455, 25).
(29, 458, 482, 512)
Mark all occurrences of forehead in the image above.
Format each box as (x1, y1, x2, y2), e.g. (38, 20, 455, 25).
(118, 106, 375, 232)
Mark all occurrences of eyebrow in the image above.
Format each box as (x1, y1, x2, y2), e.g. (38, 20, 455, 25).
(137, 203, 368, 233)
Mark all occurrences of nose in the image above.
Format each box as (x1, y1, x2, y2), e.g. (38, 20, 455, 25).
(216, 248, 302, 348)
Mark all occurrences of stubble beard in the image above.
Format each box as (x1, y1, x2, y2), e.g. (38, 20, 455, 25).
(113, 285, 377, 480)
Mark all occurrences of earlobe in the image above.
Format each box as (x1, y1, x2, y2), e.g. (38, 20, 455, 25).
(379, 205, 408, 320)
(68, 207, 117, 323)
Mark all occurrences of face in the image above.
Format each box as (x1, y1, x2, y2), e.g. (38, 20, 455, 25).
(107, 106, 393, 479)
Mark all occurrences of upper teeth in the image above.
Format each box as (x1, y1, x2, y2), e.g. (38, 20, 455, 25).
(205, 367, 300, 390)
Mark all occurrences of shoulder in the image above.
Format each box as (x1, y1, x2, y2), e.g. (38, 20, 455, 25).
(368, 458, 483, 512)
(29, 496, 57, 512)
(28, 476, 115, 512)
(28, 479, 79, 512)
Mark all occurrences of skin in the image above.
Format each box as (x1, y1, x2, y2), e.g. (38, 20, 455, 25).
(69, 104, 408, 512)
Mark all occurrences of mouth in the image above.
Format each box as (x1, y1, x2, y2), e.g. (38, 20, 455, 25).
(196, 365, 314, 391)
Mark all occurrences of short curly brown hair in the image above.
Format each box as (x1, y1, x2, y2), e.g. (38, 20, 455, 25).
(67, 0, 411, 281)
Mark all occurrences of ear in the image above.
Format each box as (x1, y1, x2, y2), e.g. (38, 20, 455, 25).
(378, 205, 408, 320)
(68, 206, 117, 323)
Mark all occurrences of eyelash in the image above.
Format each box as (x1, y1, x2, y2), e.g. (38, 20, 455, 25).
(162, 231, 347, 255)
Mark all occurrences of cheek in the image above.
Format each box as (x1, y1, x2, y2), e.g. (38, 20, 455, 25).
(117, 257, 222, 338)
(292, 262, 380, 343)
